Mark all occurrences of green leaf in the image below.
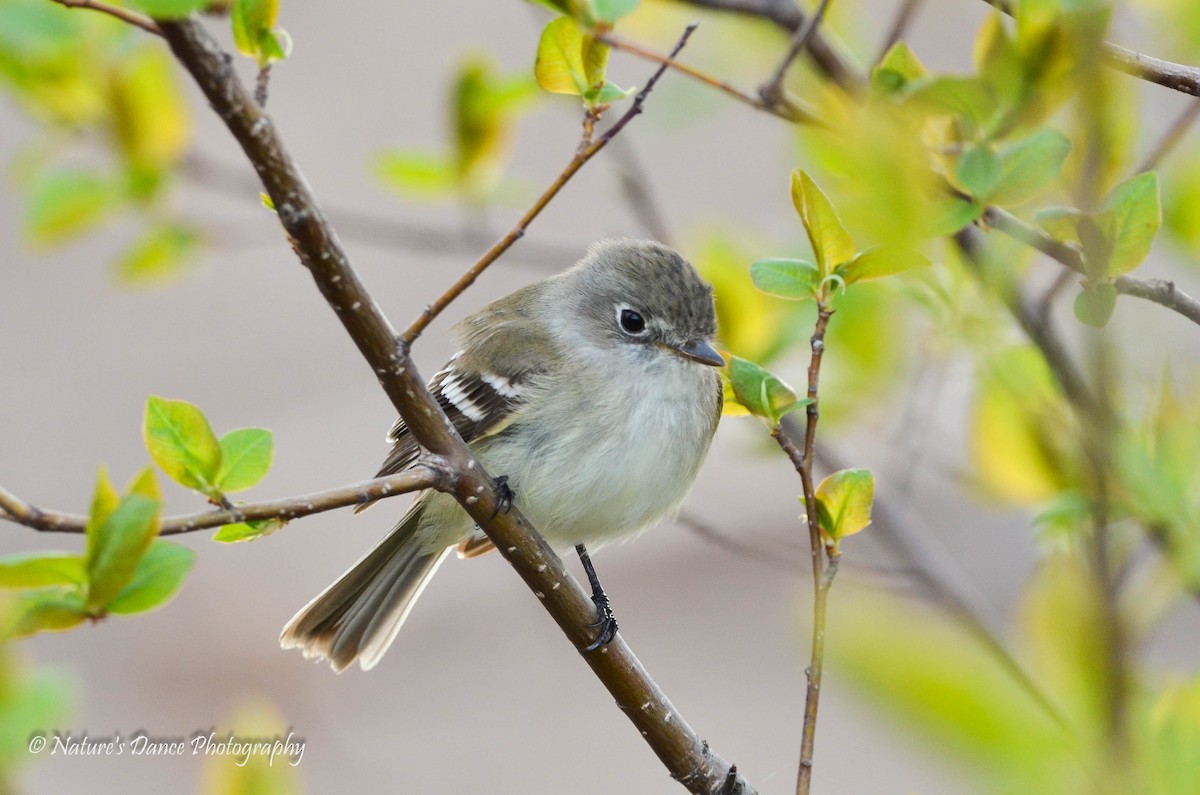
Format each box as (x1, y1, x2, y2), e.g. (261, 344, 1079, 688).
(838, 246, 931, 285)
(791, 170, 855, 277)
(749, 258, 820, 300)
(591, 0, 640, 24)
(23, 168, 118, 247)
(726, 355, 807, 426)
(116, 223, 200, 285)
(127, 466, 162, 502)
(0, 553, 85, 589)
(143, 395, 223, 495)
(5, 588, 87, 639)
(1097, 171, 1160, 276)
(212, 517, 287, 543)
(84, 467, 120, 566)
(256, 29, 290, 64)
(1035, 205, 1084, 244)
(85, 493, 161, 613)
(125, 0, 209, 18)
(956, 145, 1002, 199)
(989, 128, 1071, 206)
(373, 150, 458, 198)
(587, 80, 635, 104)
(1073, 282, 1117, 328)
(871, 41, 927, 95)
(215, 428, 273, 492)
(106, 540, 195, 615)
(814, 468, 875, 541)
(930, 195, 986, 235)
(231, 0, 279, 57)
(906, 75, 994, 133)
(535, 16, 589, 96)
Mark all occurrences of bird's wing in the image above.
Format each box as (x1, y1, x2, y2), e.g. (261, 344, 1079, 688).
(356, 301, 556, 513)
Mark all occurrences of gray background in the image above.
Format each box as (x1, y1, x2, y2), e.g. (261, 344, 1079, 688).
(3, 1, 1198, 792)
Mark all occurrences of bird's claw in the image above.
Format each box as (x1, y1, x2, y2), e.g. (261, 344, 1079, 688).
(489, 475, 515, 521)
(584, 590, 618, 652)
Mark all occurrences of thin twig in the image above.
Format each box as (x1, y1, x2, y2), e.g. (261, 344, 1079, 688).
(400, 23, 699, 346)
(874, 0, 925, 67)
(48, 0, 162, 35)
(153, 18, 751, 794)
(1137, 97, 1200, 173)
(0, 467, 442, 536)
(758, 0, 834, 110)
(599, 32, 822, 124)
(254, 65, 271, 108)
(770, 302, 836, 795)
(607, 135, 675, 245)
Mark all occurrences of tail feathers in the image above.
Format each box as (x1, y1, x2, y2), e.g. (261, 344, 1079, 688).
(281, 512, 448, 672)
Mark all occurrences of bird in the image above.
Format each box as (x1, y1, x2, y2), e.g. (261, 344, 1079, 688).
(280, 239, 724, 671)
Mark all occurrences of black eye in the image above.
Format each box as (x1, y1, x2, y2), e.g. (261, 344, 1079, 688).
(619, 308, 646, 335)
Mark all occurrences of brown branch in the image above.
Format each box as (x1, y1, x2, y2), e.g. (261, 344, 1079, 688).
(48, 0, 162, 35)
(758, 0, 834, 111)
(1137, 97, 1200, 173)
(400, 24, 698, 346)
(0, 467, 442, 536)
(678, 0, 864, 94)
(600, 32, 823, 124)
(770, 302, 837, 795)
(981, 206, 1200, 327)
(979, 0, 1200, 98)
(153, 17, 751, 795)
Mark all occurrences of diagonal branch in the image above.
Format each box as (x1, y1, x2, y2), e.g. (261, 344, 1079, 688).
(48, 0, 162, 35)
(152, 16, 752, 795)
(0, 467, 442, 536)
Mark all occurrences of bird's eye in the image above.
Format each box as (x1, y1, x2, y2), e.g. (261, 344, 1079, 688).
(618, 307, 646, 335)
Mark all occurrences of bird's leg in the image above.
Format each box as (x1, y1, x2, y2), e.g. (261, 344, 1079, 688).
(489, 475, 515, 521)
(576, 543, 618, 652)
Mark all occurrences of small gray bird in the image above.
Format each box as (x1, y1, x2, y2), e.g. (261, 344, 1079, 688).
(281, 239, 724, 671)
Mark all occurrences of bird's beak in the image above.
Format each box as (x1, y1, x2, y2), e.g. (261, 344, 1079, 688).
(663, 339, 725, 367)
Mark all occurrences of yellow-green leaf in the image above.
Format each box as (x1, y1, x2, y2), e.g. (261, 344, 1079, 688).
(213, 517, 286, 543)
(84, 467, 120, 566)
(110, 45, 192, 169)
(105, 540, 195, 615)
(871, 41, 927, 95)
(215, 428, 273, 493)
(143, 395, 223, 495)
(989, 128, 1071, 207)
(814, 468, 874, 540)
(838, 246, 931, 284)
(5, 588, 87, 639)
(0, 553, 85, 589)
(116, 223, 200, 286)
(125, 0, 209, 16)
(84, 493, 161, 613)
(535, 16, 589, 96)
(749, 258, 820, 300)
(1097, 171, 1160, 276)
(726, 355, 807, 425)
(231, 0, 279, 57)
(791, 170, 855, 277)
(23, 168, 118, 247)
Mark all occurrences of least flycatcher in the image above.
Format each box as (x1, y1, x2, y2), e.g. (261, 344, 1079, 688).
(281, 239, 724, 671)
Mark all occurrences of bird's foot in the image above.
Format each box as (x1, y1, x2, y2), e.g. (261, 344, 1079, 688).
(489, 475, 515, 520)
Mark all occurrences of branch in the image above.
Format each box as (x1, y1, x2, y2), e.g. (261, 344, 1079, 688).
(1137, 96, 1200, 173)
(981, 206, 1200, 327)
(769, 303, 838, 795)
(153, 17, 752, 794)
(758, 0, 834, 111)
(400, 24, 697, 345)
(0, 467, 442, 536)
(48, 0, 162, 35)
(874, 0, 925, 66)
(979, 0, 1200, 98)
(677, 0, 865, 94)
(599, 31, 823, 125)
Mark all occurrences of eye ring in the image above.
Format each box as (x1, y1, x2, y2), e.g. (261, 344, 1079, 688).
(617, 305, 647, 335)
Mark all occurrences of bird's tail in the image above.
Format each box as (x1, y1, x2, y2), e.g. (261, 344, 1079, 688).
(280, 504, 449, 672)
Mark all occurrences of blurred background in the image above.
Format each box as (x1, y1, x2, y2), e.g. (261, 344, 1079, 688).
(3, 0, 1200, 792)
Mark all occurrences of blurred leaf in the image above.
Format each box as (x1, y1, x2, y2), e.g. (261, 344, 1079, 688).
(451, 58, 538, 197)
(4, 588, 87, 638)
(143, 395, 223, 495)
(1162, 154, 1200, 258)
(791, 170, 855, 277)
(970, 345, 1073, 504)
(931, 195, 986, 235)
(23, 168, 119, 247)
(956, 144, 1002, 198)
(989, 128, 1071, 206)
(1035, 205, 1084, 244)
(231, 0, 279, 58)
(1143, 676, 1200, 795)
(127, 465, 161, 503)
(212, 517, 286, 543)
(835, 589, 1080, 793)
(749, 258, 820, 300)
(84, 467, 120, 565)
(110, 45, 191, 171)
(373, 150, 457, 198)
(1096, 172, 1160, 276)
(906, 75, 994, 134)
(105, 540, 194, 615)
(84, 493, 160, 613)
(0, 553, 85, 589)
(125, 0, 209, 17)
(1073, 281, 1117, 327)
(591, 0, 640, 25)
(871, 41, 927, 96)
(0, 645, 73, 769)
(198, 701, 301, 795)
(813, 468, 874, 541)
(838, 246, 931, 285)
(215, 428, 273, 493)
(726, 355, 806, 425)
(116, 222, 201, 285)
